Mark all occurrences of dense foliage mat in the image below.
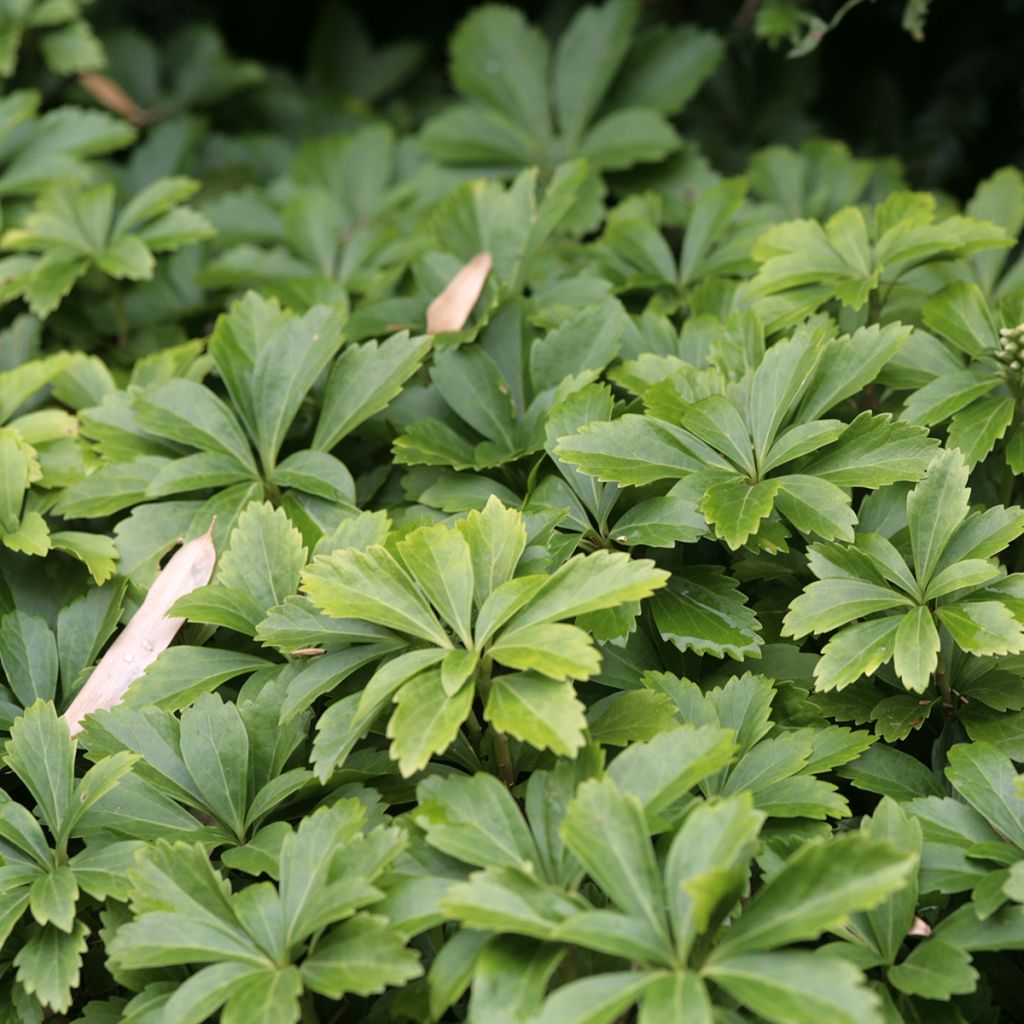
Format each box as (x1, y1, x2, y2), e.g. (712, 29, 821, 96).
(0, 1, 1023, 1021)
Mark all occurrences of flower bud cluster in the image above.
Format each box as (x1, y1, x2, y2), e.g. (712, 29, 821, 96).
(997, 323, 1024, 375)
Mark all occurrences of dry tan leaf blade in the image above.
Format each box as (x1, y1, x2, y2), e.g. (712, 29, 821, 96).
(77, 72, 157, 127)
(63, 524, 218, 736)
(426, 251, 492, 334)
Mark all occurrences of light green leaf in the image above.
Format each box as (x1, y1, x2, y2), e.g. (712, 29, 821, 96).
(505, 549, 667, 629)
(0, 611, 57, 706)
(397, 522, 475, 647)
(388, 668, 474, 776)
(937, 601, 1024, 657)
(700, 477, 779, 550)
(652, 568, 762, 660)
(813, 617, 901, 692)
(4, 700, 73, 836)
(28, 866, 78, 932)
(14, 920, 89, 1014)
(490, 623, 599, 681)
(485, 671, 587, 758)
(888, 939, 979, 999)
(705, 951, 880, 1024)
(179, 694, 249, 839)
(892, 606, 939, 693)
(313, 333, 430, 451)
(303, 545, 450, 647)
(715, 833, 915, 956)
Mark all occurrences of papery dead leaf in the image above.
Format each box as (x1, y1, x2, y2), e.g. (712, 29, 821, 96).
(426, 251, 492, 334)
(78, 72, 155, 127)
(908, 916, 932, 937)
(63, 524, 217, 735)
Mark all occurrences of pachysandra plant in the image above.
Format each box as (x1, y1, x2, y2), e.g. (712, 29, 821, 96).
(783, 448, 1024, 696)
(0, 176, 214, 322)
(0, 0, 1021, 1020)
(556, 324, 938, 551)
(411, 729, 916, 1024)
(300, 496, 668, 779)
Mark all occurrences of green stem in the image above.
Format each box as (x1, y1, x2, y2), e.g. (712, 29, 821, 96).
(935, 667, 956, 717)
(492, 728, 515, 787)
(867, 286, 881, 325)
(301, 995, 319, 1024)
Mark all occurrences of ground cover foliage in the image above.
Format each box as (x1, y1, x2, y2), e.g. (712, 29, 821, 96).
(0, 1, 1023, 1021)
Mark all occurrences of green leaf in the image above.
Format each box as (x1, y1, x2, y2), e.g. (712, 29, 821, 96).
(28, 866, 78, 932)
(134, 380, 256, 473)
(14, 920, 89, 1014)
(700, 476, 779, 549)
(0, 611, 57, 706)
(562, 778, 671, 955)
(456, 496, 528, 607)
(705, 951, 880, 1024)
(396, 522, 475, 648)
(937, 601, 1024, 657)
(922, 281, 998, 357)
(303, 545, 450, 647)
(665, 793, 764, 956)
(639, 971, 713, 1024)
(800, 412, 938, 488)
(774, 475, 856, 542)
(4, 700, 73, 836)
(416, 772, 539, 871)
(783, 579, 913, 639)
(579, 107, 679, 171)
(490, 623, 600, 681)
(946, 741, 1024, 848)
(302, 915, 420, 997)
(892, 606, 939, 692)
(948, 396, 1015, 467)
(888, 939, 978, 999)
(314, 333, 430, 451)
(484, 671, 587, 758)
(907, 448, 971, 585)
(651, 568, 762, 660)
(555, 414, 704, 486)
(217, 502, 307, 620)
(813, 617, 902, 691)
(388, 668, 474, 776)
(179, 694, 250, 839)
(532, 971, 661, 1024)
(449, 5, 551, 139)
(607, 725, 738, 816)
(505, 549, 668, 629)
(716, 833, 915, 956)
(553, 0, 635, 146)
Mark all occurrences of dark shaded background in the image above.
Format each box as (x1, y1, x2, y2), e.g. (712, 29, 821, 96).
(101, 0, 1024, 197)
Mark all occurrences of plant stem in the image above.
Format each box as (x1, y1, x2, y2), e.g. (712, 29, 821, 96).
(301, 994, 319, 1024)
(867, 287, 881, 324)
(492, 728, 515, 787)
(935, 668, 956, 717)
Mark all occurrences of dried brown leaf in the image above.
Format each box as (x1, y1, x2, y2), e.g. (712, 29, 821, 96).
(426, 251, 492, 334)
(63, 524, 217, 735)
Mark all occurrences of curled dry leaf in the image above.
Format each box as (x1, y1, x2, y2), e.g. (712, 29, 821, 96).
(63, 524, 217, 735)
(908, 916, 933, 937)
(426, 251, 492, 334)
(77, 72, 156, 127)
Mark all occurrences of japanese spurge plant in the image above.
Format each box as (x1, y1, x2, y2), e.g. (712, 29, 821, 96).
(784, 448, 1024, 694)
(301, 496, 668, 777)
(557, 325, 938, 550)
